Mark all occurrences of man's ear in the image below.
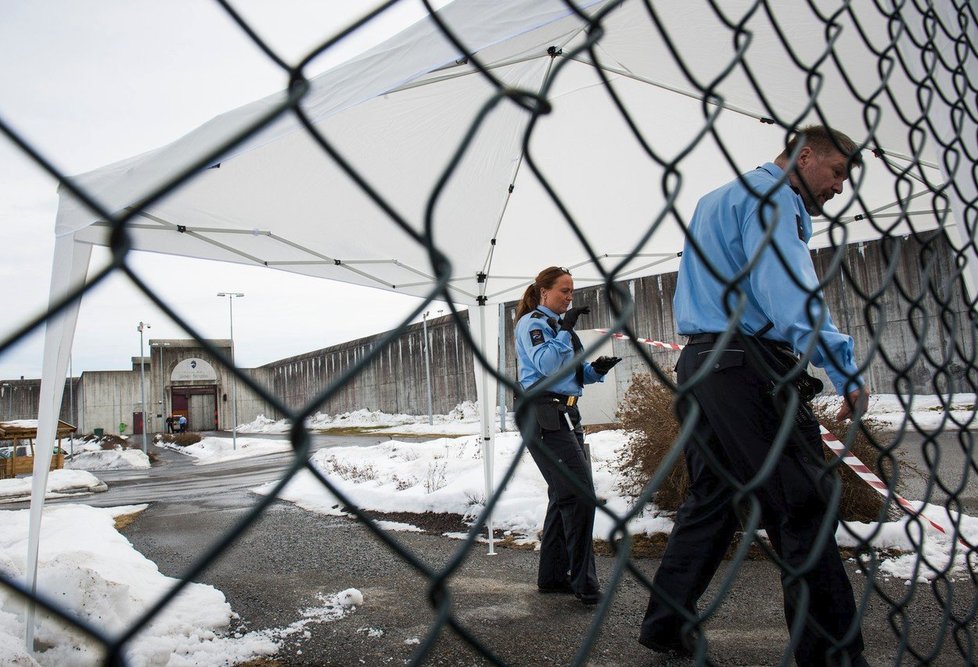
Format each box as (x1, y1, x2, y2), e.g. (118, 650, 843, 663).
(795, 145, 813, 168)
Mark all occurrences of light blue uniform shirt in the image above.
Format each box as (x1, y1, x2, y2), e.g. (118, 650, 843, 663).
(515, 305, 604, 396)
(673, 162, 861, 395)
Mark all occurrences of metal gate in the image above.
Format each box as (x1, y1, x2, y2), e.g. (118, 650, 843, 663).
(188, 393, 215, 432)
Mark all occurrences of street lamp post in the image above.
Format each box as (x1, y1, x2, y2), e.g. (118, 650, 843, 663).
(137, 321, 151, 453)
(422, 312, 433, 425)
(151, 342, 171, 432)
(69, 355, 74, 456)
(421, 310, 443, 426)
(217, 292, 244, 450)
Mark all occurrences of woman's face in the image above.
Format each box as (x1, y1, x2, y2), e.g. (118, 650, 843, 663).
(540, 274, 574, 314)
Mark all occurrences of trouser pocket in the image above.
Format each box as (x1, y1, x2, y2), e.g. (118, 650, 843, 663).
(534, 402, 564, 431)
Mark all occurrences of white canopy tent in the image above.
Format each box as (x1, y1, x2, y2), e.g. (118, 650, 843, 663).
(27, 0, 974, 643)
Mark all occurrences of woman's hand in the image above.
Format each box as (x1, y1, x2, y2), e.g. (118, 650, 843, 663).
(560, 306, 590, 331)
(591, 356, 622, 375)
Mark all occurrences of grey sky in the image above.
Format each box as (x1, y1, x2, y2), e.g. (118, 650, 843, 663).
(0, 0, 450, 379)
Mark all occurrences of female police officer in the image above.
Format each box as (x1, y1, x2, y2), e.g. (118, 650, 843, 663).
(514, 266, 621, 605)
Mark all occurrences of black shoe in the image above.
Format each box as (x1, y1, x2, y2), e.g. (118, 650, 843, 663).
(538, 581, 574, 595)
(638, 634, 691, 657)
(575, 591, 601, 606)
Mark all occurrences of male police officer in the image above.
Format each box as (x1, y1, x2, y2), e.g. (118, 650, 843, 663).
(640, 126, 870, 667)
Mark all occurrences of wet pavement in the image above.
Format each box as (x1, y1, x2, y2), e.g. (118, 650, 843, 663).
(8, 430, 978, 665)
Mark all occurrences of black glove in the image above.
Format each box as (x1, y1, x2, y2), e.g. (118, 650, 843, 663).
(559, 306, 590, 331)
(591, 355, 622, 375)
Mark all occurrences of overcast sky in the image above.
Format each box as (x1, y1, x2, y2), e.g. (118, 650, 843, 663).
(0, 0, 451, 379)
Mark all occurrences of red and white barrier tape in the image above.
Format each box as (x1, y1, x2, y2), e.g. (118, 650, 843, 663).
(820, 427, 972, 549)
(596, 328, 972, 549)
(595, 328, 683, 351)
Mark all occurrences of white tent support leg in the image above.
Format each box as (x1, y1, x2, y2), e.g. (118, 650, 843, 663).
(26, 235, 91, 650)
(471, 301, 499, 555)
(497, 302, 507, 432)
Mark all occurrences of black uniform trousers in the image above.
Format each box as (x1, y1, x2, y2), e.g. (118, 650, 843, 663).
(522, 400, 600, 597)
(640, 340, 865, 666)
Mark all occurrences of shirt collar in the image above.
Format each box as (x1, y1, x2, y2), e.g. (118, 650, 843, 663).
(758, 161, 784, 179)
(759, 161, 802, 197)
(536, 305, 560, 319)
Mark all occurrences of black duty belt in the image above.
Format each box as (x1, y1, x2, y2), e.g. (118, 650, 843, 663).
(685, 332, 793, 355)
(538, 392, 579, 407)
(685, 333, 720, 345)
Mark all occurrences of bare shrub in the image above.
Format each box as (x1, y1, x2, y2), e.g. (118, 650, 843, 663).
(425, 461, 448, 494)
(614, 373, 687, 511)
(98, 434, 129, 449)
(464, 489, 486, 509)
(323, 455, 377, 481)
(158, 432, 203, 447)
(392, 474, 417, 491)
(615, 373, 893, 522)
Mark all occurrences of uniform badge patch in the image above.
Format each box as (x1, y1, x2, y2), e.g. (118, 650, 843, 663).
(529, 328, 545, 346)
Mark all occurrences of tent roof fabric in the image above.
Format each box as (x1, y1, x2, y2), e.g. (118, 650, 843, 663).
(54, 0, 950, 307)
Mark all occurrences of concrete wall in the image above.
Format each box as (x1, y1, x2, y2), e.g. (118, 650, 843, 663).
(498, 231, 974, 406)
(815, 233, 973, 394)
(77, 369, 143, 435)
(261, 313, 476, 417)
(0, 378, 77, 425)
(7, 233, 971, 432)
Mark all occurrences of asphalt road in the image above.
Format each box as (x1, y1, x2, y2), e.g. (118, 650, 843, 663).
(15, 432, 978, 665)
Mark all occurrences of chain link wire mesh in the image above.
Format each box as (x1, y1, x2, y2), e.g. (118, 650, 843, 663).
(1, 0, 977, 664)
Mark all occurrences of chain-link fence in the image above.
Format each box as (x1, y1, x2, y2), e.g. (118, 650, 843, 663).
(2, 0, 977, 665)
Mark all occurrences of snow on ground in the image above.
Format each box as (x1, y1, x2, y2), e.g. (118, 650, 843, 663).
(1, 395, 975, 663)
(0, 470, 106, 504)
(254, 426, 978, 582)
(816, 392, 976, 431)
(253, 429, 672, 543)
(67, 447, 151, 472)
(237, 400, 491, 436)
(154, 435, 292, 465)
(0, 503, 363, 665)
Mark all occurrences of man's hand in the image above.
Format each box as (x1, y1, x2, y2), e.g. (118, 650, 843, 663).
(560, 306, 590, 331)
(591, 356, 622, 375)
(836, 386, 870, 421)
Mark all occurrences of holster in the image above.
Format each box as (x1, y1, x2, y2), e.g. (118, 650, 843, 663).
(757, 341, 824, 403)
(534, 401, 564, 432)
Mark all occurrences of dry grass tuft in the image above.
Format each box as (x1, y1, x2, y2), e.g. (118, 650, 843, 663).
(113, 509, 145, 531)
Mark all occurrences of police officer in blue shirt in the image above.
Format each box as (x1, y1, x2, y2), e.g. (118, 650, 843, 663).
(640, 126, 870, 667)
(514, 266, 621, 606)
